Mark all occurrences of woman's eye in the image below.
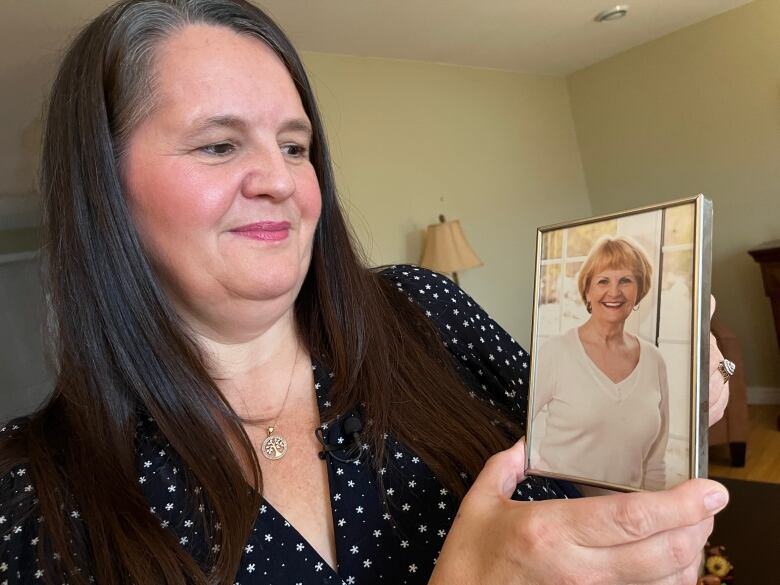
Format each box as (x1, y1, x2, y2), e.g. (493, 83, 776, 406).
(282, 143, 309, 158)
(198, 142, 235, 156)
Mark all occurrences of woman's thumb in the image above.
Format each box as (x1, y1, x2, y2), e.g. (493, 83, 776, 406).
(470, 438, 528, 499)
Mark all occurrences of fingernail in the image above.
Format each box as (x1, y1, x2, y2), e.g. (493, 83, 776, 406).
(704, 490, 728, 511)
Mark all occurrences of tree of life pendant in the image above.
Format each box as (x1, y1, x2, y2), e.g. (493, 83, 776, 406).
(262, 427, 288, 460)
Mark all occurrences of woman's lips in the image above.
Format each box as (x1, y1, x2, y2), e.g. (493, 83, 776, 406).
(601, 301, 625, 308)
(231, 221, 290, 241)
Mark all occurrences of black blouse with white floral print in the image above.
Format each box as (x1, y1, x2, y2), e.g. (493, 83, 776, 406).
(0, 265, 578, 584)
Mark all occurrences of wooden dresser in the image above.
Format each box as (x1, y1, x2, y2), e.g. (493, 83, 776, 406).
(748, 241, 780, 351)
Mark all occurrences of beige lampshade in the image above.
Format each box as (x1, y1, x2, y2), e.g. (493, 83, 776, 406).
(420, 219, 483, 274)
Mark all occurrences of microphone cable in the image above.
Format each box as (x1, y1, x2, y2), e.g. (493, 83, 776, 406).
(315, 411, 364, 464)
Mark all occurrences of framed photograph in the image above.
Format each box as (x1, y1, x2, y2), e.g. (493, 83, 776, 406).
(526, 194, 713, 492)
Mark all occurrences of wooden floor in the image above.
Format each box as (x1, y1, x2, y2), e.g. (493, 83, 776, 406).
(709, 404, 780, 484)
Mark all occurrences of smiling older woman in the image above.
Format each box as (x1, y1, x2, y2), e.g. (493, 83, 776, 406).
(0, 2, 730, 584)
(533, 236, 670, 490)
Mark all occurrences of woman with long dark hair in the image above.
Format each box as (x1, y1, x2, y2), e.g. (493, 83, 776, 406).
(1, 1, 730, 584)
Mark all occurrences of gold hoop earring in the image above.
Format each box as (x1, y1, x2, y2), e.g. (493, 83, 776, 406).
(633, 304, 640, 312)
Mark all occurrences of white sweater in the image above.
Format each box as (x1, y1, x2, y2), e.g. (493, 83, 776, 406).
(532, 328, 669, 490)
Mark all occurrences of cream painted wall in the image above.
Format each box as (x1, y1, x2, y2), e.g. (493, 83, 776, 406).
(302, 53, 591, 346)
(567, 0, 780, 387)
(0, 52, 592, 354)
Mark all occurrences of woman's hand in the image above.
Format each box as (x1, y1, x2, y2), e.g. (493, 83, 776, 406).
(430, 439, 728, 585)
(709, 296, 729, 427)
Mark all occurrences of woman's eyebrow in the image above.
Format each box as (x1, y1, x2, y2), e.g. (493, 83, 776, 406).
(183, 115, 313, 137)
(279, 118, 313, 137)
(186, 115, 247, 136)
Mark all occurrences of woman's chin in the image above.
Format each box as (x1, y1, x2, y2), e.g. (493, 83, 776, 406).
(591, 310, 631, 326)
(238, 277, 302, 302)
(225, 260, 309, 302)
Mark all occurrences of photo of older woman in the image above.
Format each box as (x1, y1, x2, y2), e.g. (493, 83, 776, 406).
(532, 235, 670, 490)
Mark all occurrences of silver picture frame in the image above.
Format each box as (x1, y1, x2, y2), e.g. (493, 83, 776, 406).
(526, 194, 713, 492)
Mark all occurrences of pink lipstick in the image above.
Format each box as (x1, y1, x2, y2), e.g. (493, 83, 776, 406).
(231, 221, 290, 241)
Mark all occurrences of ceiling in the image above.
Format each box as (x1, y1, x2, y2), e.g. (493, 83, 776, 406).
(0, 0, 755, 226)
(259, 0, 753, 75)
(0, 0, 756, 77)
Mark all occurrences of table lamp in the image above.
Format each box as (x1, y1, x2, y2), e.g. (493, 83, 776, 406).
(419, 215, 483, 286)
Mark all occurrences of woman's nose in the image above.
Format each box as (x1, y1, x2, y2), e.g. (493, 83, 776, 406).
(240, 147, 295, 200)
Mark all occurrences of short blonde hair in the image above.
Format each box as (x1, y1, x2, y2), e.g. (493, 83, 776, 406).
(577, 235, 653, 308)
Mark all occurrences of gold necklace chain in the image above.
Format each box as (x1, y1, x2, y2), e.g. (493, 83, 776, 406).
(260, 343, 300, 460)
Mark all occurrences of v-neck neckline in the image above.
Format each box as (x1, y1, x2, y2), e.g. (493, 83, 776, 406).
(249, 359, 356, 581)
(573, 328, 643, 394)
(254, 496, 342, 579)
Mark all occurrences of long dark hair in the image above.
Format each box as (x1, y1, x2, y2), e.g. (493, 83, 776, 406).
(0, 1, 522, 583)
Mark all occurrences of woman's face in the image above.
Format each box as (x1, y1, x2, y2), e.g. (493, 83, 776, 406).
(585, 267, 639, 326)
(123, 24, 321, 330)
